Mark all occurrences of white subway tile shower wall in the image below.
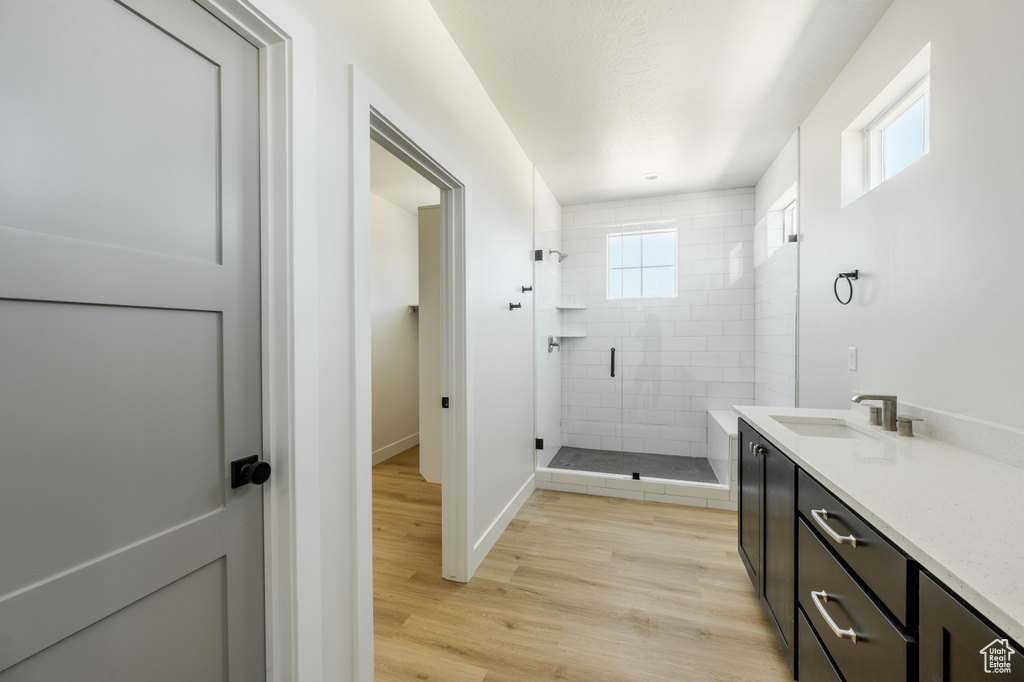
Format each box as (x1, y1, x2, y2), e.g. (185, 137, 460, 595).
(753, 246, 797, 406)
(753, 131, 799, 408)
(560, 189, 756, 459)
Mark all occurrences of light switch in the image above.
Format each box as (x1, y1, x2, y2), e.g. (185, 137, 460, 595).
(848, 347, 858, 371)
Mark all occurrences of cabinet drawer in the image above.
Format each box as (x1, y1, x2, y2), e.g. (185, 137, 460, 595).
(798, 607, 844, 682)
(798, 519, 914, 681)
(798, 469, 912, 625)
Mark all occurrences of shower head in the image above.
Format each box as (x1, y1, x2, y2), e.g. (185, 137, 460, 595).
(549, 249, 569, 263)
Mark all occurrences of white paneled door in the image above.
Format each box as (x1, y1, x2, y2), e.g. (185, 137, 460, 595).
(0, 0, 265, 679)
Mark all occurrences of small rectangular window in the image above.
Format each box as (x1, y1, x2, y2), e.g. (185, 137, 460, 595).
(766, 184, 797, 258)
(782, 200, 798, 241)
(607, 229, 677, 299)
(868, 77, 930, 188)
(840, 43, 930, 207)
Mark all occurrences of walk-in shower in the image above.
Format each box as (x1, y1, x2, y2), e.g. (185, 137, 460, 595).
(534, 191, 757, 490)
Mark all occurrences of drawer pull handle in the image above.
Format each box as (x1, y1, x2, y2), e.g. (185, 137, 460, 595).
(811, 508, 858, 548)
(811, 590, 858, 644)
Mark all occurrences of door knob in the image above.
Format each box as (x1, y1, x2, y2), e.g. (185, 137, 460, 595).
(231, 454, 271, 488)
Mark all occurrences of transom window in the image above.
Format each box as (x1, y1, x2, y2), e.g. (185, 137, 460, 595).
(607, 229, 677, 299)
(766, 184, 798, 257)
(868, 76, 930, 188)
(840, 43, 931, 207)
(783, 199, 798, 240)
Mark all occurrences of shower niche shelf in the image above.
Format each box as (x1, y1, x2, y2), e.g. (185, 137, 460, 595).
(555, 304, 586, 338)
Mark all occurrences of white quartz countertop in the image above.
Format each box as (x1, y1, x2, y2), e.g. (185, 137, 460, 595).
(734, 405, 1024, 644)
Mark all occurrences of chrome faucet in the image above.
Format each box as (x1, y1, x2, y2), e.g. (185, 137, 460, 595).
(851, 394, 898, 431)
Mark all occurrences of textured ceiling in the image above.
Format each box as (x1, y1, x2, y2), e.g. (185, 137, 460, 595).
(428, 0, 893, 205)
(370, 139, 440, 214)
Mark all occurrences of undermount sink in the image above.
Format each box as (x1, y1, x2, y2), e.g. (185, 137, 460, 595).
(770, 416, 879, 440)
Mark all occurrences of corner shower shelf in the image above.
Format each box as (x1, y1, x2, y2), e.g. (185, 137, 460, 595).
(555, 305, 587, 310)
(555, 332, 587, 338)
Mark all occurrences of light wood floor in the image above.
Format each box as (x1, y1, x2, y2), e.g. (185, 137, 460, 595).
(373, 447, 792, 681)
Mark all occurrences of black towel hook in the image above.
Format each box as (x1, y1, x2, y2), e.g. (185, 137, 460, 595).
(834, 270, 859, 305)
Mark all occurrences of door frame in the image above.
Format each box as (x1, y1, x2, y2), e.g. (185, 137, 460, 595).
(189, 1, 317, 680)
(351, 66, 473, 670)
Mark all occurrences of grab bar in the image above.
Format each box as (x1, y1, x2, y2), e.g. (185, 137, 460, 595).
(610, 347, 616, 377)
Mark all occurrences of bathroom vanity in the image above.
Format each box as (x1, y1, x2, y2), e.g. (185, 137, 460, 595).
(736, 406, 1024, 681)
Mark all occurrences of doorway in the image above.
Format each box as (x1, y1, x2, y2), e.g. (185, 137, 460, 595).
(350, 78, 473, 678)
(368, 141, 440, 477)
(365, 109, 469, 582)
(352, 90, 472, 592)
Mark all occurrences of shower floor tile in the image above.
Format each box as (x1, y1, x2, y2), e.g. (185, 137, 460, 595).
(546, 446, 719, 485)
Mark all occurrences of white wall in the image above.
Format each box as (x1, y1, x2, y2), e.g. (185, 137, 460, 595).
(370, 194, 420, 463)
(798, 0, 1024, 430)
(275, 0, 537, 677)
(559, 190, 756, 458)
(753, 132, 799, 407)
(534, 170, 562, 467)
(417, 205, 442, 482)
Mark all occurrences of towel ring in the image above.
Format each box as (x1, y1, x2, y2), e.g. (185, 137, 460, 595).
(834, 270, 858, 305)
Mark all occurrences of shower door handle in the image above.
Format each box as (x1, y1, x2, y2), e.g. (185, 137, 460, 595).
(610, 347, 616, 378)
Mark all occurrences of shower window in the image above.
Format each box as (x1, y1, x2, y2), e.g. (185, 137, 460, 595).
(607, 229, 677, 299)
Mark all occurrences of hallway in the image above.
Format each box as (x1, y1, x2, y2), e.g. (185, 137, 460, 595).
(372, 447, 791, 681)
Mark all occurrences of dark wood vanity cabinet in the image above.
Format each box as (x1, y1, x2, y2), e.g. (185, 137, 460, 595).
(739, 417, 1022, 681)
(738, 419, 762, 591)
(764, 440, 797, 669)
(920, 572, 1024, 681)
(738, 419, 796, 674)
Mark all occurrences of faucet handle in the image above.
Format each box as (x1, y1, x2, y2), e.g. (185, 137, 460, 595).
(897, 415, 923, 437)
(867, 406, 882, 426)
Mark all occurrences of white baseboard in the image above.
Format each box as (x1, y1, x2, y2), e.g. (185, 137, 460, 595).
(372, 433, 420, 465)
(470, 473, 535, 573)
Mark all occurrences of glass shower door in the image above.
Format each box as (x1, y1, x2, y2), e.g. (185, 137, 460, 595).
(609, 230, 650, 476)
(583, 300, 623, 471)
(620, 296, 656, 476)
(554, 268, 622, 475)
(614, 227, 686, 480)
